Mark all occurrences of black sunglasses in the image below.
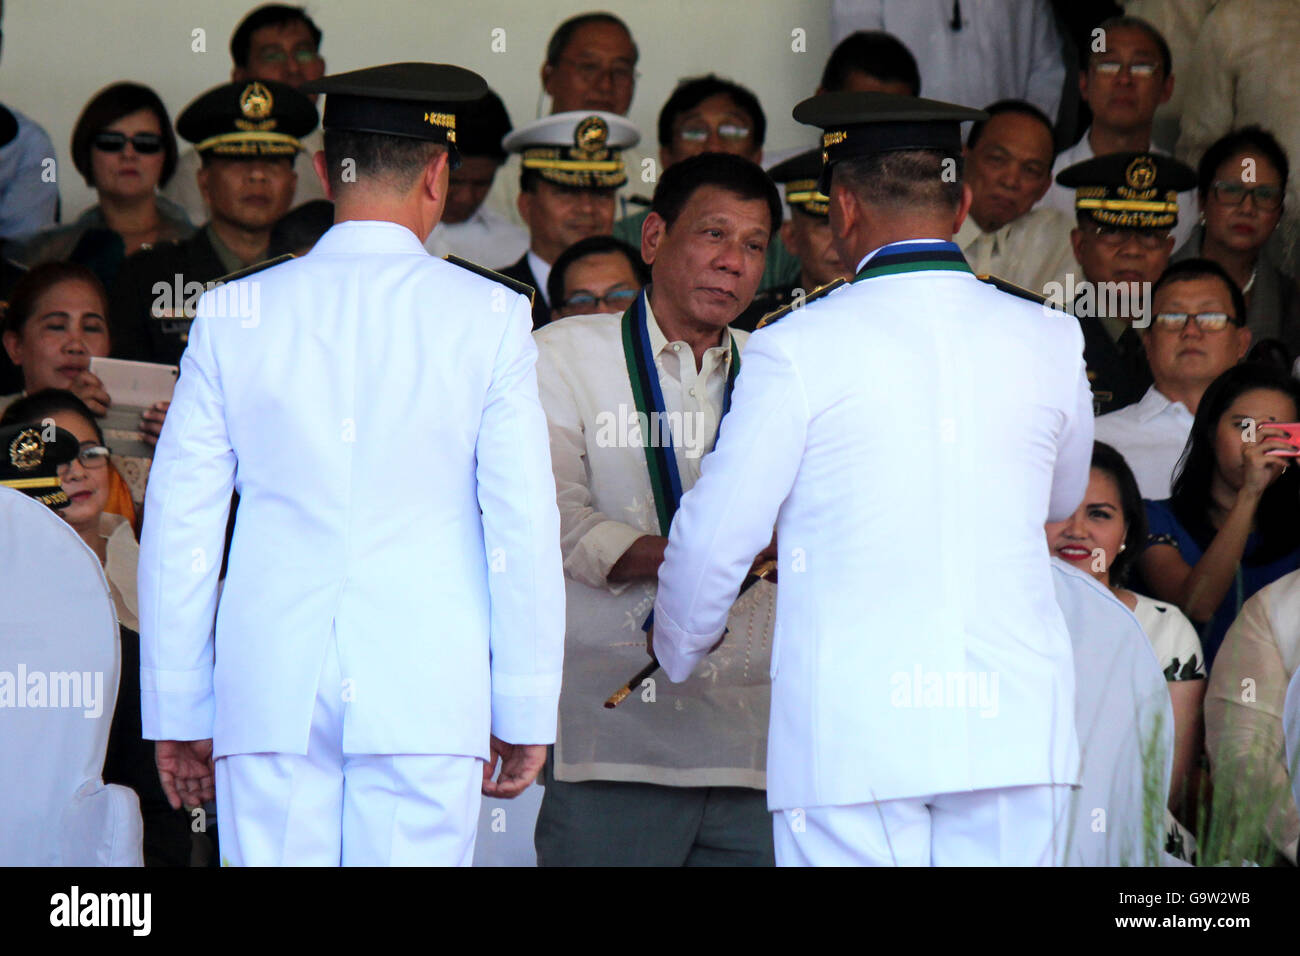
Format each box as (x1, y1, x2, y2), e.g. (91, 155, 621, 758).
(92, 131, 164, 154)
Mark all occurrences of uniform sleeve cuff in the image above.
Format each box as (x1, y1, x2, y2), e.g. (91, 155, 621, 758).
(651, 604, 722, 683)
(491, 691, 561, 746)
(140, 668, 215, 741)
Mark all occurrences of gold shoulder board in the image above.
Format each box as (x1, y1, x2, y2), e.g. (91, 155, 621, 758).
(213, 253, 295, 285)
(444, 253, 536, 307)
(755, 276, 847, 329)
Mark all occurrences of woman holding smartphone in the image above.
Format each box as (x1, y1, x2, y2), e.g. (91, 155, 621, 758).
(1140, 364, 1300, 671)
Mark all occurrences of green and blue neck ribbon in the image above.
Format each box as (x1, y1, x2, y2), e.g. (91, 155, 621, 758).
(620, 287, 741, 536)
(853, 239, 973, 282)
(620, 287, 740, 633)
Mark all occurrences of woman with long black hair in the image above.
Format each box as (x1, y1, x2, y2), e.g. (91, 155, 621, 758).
(1140, 364, 1300, 671)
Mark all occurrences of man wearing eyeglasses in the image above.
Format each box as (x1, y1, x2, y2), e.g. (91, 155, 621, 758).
(1038, 15, 1198, 253)
(546, 235, 647, 320)
(614, 75, 801, 307)
(1096, 259, 1252, 499)
(1057, 150, 1198, 415)
(161, 4, 326, 226)
(482, 13, 646, 231)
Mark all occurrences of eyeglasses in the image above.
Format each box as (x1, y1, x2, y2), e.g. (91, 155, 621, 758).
(92, 131, 163, 154)
(677, 123, 752, 145)
(1092, 60, 1161, 78)
(1085, 225, 1169, 249)
(1154, 311, 1234, 332)
(558, 58, 637, 88)
(1210, 181, 1284, 211)
(57, 444, 112, 472)
(254, 47, 321, 66)
(562, 288, 639, 312)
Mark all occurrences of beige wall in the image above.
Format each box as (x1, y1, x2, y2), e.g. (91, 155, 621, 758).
(2, 0, 831, 218)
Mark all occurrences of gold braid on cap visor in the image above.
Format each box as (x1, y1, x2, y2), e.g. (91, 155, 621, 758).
(195, 131, 303, 155)
(785, 179, 830, 215)
(522, 151, 626, 188)
(1076, 196, 1179, 229)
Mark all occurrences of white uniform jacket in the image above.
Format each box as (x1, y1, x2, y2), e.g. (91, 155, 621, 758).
(138, 220, 566, 760)
(654, 242, 1094, 810)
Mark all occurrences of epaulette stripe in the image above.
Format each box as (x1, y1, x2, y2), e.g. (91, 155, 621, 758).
(213, 253, 295, 285)
(444, 254, 536, 307)
(976, 273, 1058, 309)
(755, 276, 847, 329)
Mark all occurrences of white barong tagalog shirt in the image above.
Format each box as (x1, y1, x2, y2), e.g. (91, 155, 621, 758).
(533, 296, 773, 788)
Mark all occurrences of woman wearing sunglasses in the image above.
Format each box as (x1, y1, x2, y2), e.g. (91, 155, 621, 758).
(9, 82, 193, 287)
(1174, 127, 1299, 357)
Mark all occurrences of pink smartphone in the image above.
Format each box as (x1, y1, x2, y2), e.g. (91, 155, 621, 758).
(1262, 422, 1300, 456)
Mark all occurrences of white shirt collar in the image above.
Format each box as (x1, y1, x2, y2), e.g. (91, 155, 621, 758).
(644, 291, 733, 364)
(1134, 385, 1193, 424)
(1074, 126, 1161, 162)
(527, 249, 552, 305)
(311, 220, 427, 256)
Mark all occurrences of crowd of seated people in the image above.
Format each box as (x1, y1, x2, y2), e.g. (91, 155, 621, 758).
(3, 1, 1300, 867)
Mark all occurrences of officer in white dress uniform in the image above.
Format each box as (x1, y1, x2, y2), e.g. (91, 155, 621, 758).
(652, 92, 1095, 866)
(138, 63, 566, 867)
(499, 112, 640, 330)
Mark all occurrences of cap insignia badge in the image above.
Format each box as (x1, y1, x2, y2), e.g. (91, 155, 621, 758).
(240, 82, 274, 120)
(9, 427, 43, 470)
(574, 115, 609, 156)
(1126, 156, 1157, 191)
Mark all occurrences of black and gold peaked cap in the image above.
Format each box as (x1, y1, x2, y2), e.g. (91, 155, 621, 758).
(177, 80, 318, 158)
(301, 62, 487, 168)
(793, 91, 987, 193)
(503, 111, 641, 189)
(1056, 151, 1197, 232)
(0, 423, 80, 510)
(768, 148, 831, 217)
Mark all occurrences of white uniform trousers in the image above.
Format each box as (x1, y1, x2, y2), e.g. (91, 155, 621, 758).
(773, 785, 1070, 866)
(214, 631, 483, 866)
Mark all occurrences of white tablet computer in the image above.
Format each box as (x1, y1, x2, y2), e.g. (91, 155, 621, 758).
(89, 357, 179, 459)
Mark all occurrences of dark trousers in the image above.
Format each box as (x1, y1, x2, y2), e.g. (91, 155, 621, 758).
(534, 752, 774, 866)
